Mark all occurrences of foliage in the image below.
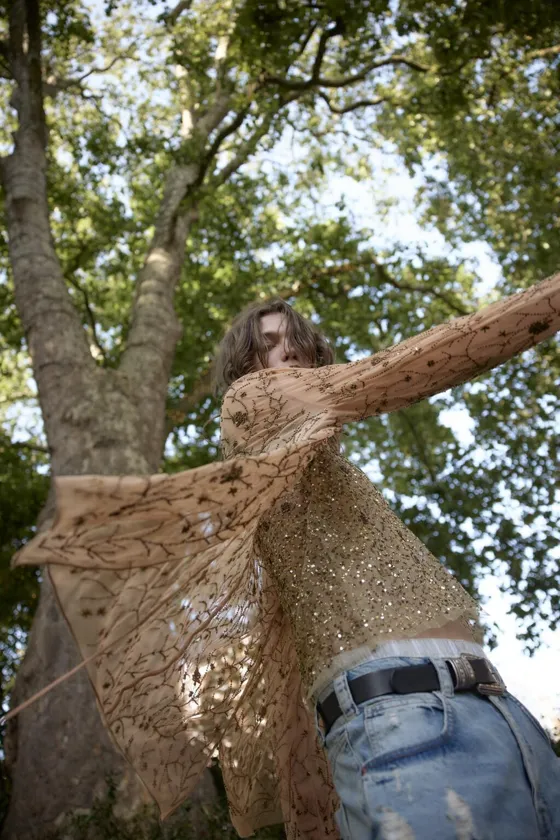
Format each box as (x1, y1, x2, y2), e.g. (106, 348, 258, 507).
(0, 350, 49, 705)
(374, 0, 560, 281)
(0, 431, 48, 826)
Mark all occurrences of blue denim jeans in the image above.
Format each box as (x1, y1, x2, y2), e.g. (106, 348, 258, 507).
(318, 656, 560, 840)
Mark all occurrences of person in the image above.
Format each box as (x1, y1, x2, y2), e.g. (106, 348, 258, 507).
(7, 272, 560, 840)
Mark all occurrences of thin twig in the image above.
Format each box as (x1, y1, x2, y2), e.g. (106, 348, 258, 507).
(399, 410, 438, 483)
(371, 259, 470, 316)
(278, 257, 470, 319)
(164, 367, 215, 435)
(210, 99, 297, 187)
(201, 101, 255, 174)
(44, 51, 135, 98)
(317, 90, 388, 114)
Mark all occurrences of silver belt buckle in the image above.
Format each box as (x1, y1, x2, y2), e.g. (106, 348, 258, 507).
(448, 654, 506, 696)
(470, 655, 507, 697)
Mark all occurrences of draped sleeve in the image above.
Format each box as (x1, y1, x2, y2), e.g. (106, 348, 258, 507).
(12, 437, 338, 838)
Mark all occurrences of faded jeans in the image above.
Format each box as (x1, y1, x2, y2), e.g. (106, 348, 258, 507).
(317, 655, 560, 840)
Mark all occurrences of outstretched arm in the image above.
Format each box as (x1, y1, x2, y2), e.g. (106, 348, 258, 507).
(224, 272, 560, 440)
(318, 270, 560, 422)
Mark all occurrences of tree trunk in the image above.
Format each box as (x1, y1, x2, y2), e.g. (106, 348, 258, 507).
(2, 577, 147, 839)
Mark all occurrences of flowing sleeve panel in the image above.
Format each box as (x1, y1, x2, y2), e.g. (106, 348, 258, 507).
(219, 571, 339, 839)
(10, 423, 336, 832)
(13, 440, 325, 571)
(45, 531, 268, 821)
(223, 272, 559, 443)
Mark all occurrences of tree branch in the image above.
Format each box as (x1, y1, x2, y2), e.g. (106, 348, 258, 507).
(371, 258, 470, 316)
(526, 44, 560, 59)
(118, 166, 198, 457)
(317, 90, 387, 114)
(210, 98, 297, 187)
(1, 0, 94, 450)
(164, 0, 194, 26)
(194, 93, 233, 137)
(485, 42, 560, 106)
(275, 273, 392, 340)
(295, 23, 318, 64)
(120, 76, 235, 429)
(66, 275, 107, 362)
(6, 440, 49, 455)
(278, 256, 470, 319)
(264, 53, 431, 91)
(310, 21, 345, 83)
(43, 52, 134, 99)
(200, 100, 255, 176)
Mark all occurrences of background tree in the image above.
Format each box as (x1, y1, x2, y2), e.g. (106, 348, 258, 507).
(0, 0, 558, 836)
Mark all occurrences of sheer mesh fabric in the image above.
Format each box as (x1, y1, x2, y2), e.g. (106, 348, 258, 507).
(14, 273, 560, 838)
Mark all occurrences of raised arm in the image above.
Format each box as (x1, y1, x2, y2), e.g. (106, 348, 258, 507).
(222, 272, 560, 448)
(309, 270, 560, 422)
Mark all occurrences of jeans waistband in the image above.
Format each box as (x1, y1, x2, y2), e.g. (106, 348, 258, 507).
(312, 638, 487, 704)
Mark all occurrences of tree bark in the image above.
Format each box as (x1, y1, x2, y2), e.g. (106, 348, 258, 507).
(119, 166, 199, 467)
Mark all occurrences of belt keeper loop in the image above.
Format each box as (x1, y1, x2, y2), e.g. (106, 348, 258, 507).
(472, 657, 507, 697)
(446, 655, 477, 691)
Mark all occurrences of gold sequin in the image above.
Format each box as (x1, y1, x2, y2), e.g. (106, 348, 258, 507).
(256, 440, 478, 689)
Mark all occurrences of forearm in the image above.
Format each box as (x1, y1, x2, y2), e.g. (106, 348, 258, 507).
(325, 271, 560, 420)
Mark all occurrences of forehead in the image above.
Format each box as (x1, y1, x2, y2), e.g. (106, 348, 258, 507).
(259, 312, 288, 334)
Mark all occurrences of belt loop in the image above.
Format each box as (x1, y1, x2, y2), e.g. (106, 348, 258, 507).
(332, 670, 359, 721)
(431, 657, 454, 698)
(313, 700, 327, 747)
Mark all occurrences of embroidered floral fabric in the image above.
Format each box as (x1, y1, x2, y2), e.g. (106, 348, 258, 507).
(14, 273, 560, 839)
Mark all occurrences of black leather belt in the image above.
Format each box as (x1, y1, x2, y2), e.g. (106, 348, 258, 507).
(318, 655, 506, 733)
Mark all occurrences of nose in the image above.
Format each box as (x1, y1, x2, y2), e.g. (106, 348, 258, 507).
(281, 340, 299, 363)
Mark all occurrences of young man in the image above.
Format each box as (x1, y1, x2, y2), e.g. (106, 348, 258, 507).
(215, 290, 560, 840)
(10, 273, 560, 840)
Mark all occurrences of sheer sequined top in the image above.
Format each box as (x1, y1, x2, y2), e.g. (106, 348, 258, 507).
(13, 273, 560, 840)
(254, 441, 477, 695)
